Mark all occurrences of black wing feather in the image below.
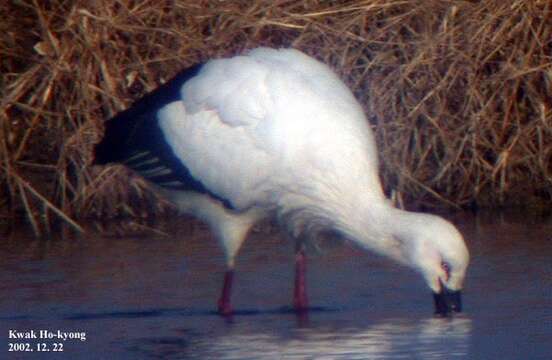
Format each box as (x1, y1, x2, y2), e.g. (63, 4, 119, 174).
(93, 63, 234, 209)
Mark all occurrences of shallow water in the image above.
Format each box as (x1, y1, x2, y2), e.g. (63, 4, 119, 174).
(0, 211, 551, 359)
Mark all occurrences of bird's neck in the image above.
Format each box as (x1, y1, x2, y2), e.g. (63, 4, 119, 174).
(332, 196, 418, 265)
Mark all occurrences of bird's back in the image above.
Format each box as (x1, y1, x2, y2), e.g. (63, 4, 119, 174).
(94, 48, 383, 210)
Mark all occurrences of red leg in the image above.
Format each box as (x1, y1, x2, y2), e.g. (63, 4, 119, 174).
(217, 270, 234, 315)
(293, 249, 309, 312)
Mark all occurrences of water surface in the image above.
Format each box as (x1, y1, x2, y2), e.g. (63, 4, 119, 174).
(1, 212, 551, 359)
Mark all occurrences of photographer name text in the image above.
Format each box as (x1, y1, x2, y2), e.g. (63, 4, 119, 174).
(8, 329, 87, 353)
(9, 329, 86, 342)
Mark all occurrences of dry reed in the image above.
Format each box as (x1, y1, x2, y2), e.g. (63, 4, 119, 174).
(1, 0, 551, 232)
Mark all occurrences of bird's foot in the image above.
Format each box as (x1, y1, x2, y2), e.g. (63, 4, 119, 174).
(293, 249, 309, 313)
(217, 299, 233, 316)
(293, 296, 309, 313)
(217, 270, 234, 316)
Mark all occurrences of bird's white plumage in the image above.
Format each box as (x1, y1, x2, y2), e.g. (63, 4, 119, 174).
(159, 48, 382, 211)
(154, 47, 469, 295)
(159, 102, 273, 209)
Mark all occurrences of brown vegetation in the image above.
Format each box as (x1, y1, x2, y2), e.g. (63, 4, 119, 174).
(1, 0, 551, 233)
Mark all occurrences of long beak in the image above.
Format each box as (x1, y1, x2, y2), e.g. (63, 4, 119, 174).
(433, 281, 462, 316)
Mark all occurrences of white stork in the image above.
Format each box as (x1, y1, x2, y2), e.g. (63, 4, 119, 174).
(94, 47, 469, 316)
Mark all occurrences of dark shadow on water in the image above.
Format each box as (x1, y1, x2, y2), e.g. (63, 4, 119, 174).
(0, 315, 31, 321)
(125, 337, 192, 360)
(65, 309, 167, 320)
(64, 305, 339, 321)
(224, 305, 338, 316)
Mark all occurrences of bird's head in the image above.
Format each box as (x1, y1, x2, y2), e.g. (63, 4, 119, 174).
(400, 214, 469, 316)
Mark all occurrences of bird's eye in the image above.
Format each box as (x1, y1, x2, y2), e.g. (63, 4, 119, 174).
(441, 261, 451, 281)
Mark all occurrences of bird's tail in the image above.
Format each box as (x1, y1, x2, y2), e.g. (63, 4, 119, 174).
(93, 63, 204, 165)
(93, 110, 154, 165)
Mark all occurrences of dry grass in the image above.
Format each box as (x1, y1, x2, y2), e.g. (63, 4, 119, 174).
(1, 0, 551, 232)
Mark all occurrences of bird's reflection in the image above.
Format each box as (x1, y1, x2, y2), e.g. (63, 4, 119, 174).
(206, 315, 472, 359)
